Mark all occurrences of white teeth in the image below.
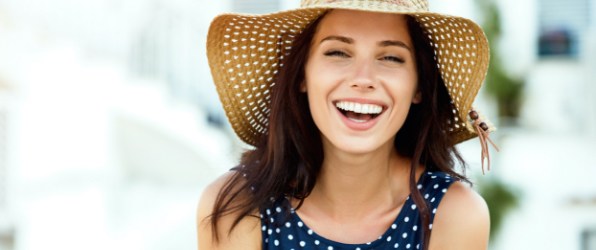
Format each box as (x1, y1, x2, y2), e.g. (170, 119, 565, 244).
(335, 101, 383, 114)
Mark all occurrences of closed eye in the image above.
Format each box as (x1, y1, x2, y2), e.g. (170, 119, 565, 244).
(381, 56, 405, 63)
(324, 50, 350, 58)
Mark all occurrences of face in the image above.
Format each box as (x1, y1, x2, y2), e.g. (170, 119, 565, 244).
(304, 10, 421, 155)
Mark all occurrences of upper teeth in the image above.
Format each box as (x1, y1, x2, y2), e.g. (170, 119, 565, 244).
(336, 101, 383, 114)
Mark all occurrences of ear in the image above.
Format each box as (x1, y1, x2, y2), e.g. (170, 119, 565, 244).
(412, 90, 422, 104)
(300, 81, 307, 93)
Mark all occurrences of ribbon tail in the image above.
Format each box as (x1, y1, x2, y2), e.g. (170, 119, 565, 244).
(474, 123, 498, 175)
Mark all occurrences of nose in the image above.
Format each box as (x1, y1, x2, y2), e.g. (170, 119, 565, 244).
(349, 59, 377, 91)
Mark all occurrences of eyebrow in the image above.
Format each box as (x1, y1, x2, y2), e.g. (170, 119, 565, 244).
(379, 40, 412, 52)
(320, 35, 354, 44)
(320, 35, 412, 52)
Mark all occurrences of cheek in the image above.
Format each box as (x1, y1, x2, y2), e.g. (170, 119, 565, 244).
(304, 69, 336, 130)
(404, 69, 420, 103)
(304, 66, 335, 98)
(385, 74, 418, 102)
(305, 82, 330, 109)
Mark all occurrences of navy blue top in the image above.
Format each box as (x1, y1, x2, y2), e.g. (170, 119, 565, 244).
(259, 171, 457, 250)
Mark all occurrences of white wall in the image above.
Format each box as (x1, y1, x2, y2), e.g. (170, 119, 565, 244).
(2, 0, 595, 249)
(490, 0, 596, 249)
(0, 0, 239, 249)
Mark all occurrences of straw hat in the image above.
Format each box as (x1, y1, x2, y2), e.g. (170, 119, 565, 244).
(207, 0, 493, 146)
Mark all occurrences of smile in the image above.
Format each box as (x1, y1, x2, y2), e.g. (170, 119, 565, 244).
(335, 101, 385, 123)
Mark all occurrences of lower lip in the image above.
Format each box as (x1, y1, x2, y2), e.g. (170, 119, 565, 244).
(336, 108, 382, 131)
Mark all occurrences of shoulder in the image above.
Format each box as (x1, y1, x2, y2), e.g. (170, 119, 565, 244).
(428, 180, 490, 250)
(196, 171, 261, 250)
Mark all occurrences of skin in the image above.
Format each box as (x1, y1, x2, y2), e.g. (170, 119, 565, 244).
(197, 10, 490, 250)
(304, 9, 421, 156)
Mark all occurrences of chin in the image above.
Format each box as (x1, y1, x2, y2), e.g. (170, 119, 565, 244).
(324, 135, 395, 155)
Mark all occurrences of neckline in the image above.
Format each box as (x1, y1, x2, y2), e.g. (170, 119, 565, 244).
(288, 170, 432, 248)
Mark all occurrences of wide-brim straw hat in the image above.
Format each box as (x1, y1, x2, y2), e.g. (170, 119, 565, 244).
(207, 0, 493, 146)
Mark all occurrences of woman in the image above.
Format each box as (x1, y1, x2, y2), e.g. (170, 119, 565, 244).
(198, 0, 495, 249)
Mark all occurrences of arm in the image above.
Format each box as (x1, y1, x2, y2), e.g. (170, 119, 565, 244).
(429, 181, 490, 250)
(196, 172, 262, 250)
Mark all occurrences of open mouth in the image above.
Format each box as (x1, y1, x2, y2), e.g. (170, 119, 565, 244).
(335, 101, 385, 123)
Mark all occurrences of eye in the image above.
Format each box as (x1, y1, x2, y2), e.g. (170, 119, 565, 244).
(380, 55, 405, 63)
(324, 50, 349, 58)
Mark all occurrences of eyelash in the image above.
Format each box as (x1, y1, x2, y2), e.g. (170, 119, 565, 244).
(323, 50, 405, 63)
(324, 50, 349, 58)
(381, 56, 405, 63)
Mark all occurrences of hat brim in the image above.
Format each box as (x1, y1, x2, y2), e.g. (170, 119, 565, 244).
(207, 6, 491, 146)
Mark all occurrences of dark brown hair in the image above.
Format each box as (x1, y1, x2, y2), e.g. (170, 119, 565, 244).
(208, 13, 468, 249)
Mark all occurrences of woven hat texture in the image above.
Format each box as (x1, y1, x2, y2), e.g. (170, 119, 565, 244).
(207, 0, 492, 146)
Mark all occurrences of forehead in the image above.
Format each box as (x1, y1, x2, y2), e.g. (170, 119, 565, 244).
(314, 9, 411, 41)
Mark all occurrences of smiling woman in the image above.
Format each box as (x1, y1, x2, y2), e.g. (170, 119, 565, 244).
(304, 11, 420, 153)
(198, 1, 494, 250)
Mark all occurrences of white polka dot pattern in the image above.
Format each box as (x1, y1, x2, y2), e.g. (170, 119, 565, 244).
(260, 171, 456, 249)
(207, 0, 490, 146)
(413, 13, 490, 140)
(208, 9, 325, 144)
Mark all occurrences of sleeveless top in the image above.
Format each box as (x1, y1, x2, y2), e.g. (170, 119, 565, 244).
(259, 171, 456, 250)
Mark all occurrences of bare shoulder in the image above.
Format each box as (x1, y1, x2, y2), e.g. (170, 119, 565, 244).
(196, 172, 261, 250)
(429, 181, 490, 250)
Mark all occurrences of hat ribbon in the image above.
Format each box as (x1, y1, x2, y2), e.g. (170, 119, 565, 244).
(469, 110, 500, 174)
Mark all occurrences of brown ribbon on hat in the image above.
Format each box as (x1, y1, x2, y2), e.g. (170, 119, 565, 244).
(469, 110, 500, 174)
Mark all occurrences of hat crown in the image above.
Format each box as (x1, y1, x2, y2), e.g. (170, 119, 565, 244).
(207, 0, 491, 146)
(301, 0, 429, 12)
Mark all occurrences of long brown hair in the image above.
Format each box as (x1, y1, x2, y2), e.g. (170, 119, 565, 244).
(207, 13, 468, 249)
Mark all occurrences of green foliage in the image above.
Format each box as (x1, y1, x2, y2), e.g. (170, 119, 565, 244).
(477, 176, 520, 239)
(486, 58, 524, 118)
(474, 0, 522, 241)
(476, 0, 524, 118)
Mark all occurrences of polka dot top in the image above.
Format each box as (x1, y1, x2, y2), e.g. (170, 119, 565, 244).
(259, 171, 456, 250)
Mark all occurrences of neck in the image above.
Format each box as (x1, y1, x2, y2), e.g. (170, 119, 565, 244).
(307, 140, 412, 219)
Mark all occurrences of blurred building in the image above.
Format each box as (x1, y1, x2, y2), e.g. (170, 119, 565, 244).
(493, 0, 596, 249)
(523, 0, 596, 134)
(0, 0, 241, 249)
(1, 0, 595, 249)
(0, 82, 15, 250)
(537, 0, 591, 57)
(0, 0, 310, 249)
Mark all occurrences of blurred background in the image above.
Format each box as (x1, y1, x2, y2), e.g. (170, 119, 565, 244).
(0, 0, 594, 249)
